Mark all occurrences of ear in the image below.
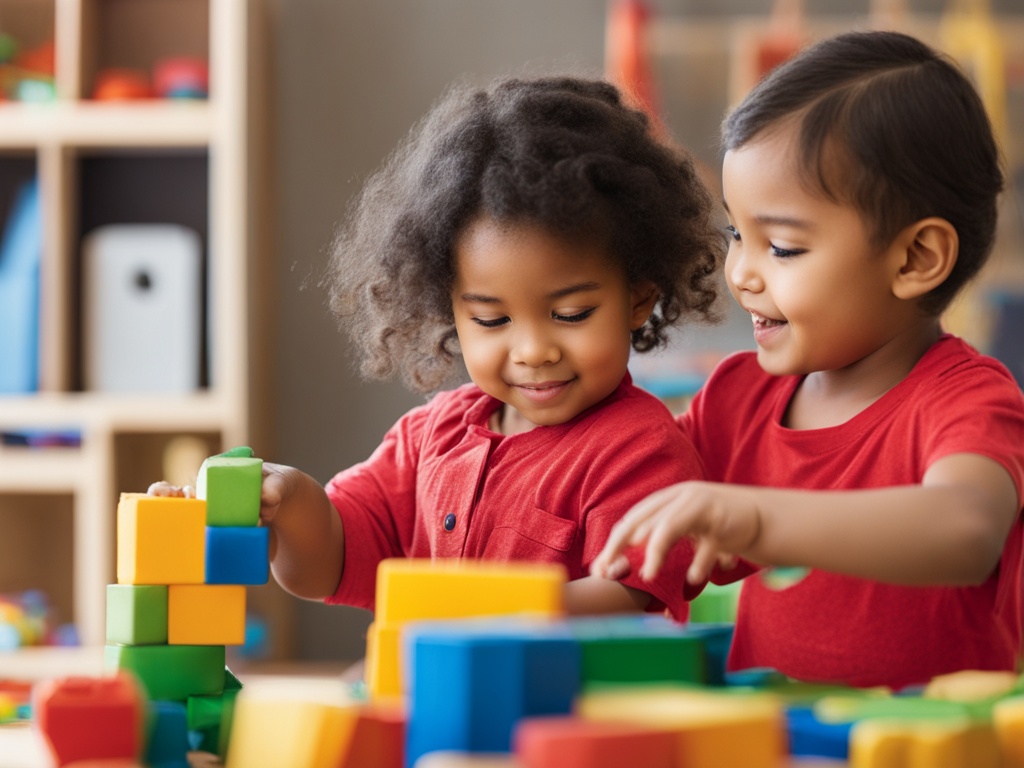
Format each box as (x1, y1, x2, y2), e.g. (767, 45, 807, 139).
(629, 280, 660, 330)
(891, 217, 958, 301)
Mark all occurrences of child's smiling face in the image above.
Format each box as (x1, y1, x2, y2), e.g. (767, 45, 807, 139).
(451, 216, 656, 435)
(721, 124, 920, 380)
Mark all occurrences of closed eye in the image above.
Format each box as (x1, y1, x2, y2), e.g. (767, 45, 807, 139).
(552, 308, 595, 323)
(472, 316, 509, 328)
(770, 244, 805, 258)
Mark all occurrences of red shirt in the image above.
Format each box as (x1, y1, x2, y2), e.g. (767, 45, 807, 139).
(681, 335, 1024, 688)
(326, 375, 701, 619)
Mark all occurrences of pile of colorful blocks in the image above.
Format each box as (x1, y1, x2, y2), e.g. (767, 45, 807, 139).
(33, 447, 267, 766)
(25, 446, 1024, 767)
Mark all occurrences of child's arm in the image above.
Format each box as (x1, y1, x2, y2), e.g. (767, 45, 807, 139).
(563, 576, 651, 615)
(258, 463, 345, 600)
(592, 452, 1018, 588)
(150, 463, 345, 600)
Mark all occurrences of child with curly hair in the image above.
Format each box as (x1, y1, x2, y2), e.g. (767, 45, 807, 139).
(593, 31, 1024, 688)
(155, 76, 724, 619)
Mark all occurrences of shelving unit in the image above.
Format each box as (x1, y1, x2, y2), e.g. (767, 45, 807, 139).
(0, 0, 276, 655)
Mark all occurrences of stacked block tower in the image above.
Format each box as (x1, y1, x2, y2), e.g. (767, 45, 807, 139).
(103, 446, 267, 759)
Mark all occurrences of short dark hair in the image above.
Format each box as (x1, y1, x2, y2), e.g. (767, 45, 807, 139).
(722, 30, 1004, 314)
(327, 76, 725, 392)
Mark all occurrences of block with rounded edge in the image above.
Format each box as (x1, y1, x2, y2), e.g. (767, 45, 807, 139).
(117, 493, 205, 585)
(196, 450, 263, 527)
(33, 673, 147, 765)
(514, 715, 677, 768)
(105, 584, 168, 645)
(104, 644, 225, 702)
(168, 584, 246, 645)
(205, 526, 269, 585)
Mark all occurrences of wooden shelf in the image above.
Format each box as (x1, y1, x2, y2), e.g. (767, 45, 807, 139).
(0, 0, 277, 653)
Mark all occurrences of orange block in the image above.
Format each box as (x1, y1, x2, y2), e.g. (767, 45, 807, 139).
(515, 715, 676, 768)
(339, 702, 405, 768)
(117, 493, 205, 585)
(168, 585, 246, 645)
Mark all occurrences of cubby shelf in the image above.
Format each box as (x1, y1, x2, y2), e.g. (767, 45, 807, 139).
(0, 0, 275, 654)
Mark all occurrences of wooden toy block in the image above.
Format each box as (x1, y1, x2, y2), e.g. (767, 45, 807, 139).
(365, 621, 404, 700)
(105, 584, 168, 645)
(196, 448, 263, 527)
(785, 705, 853, 760)
(104, 644, 225, 701)
(117, 493, 205, 585)
(224, 678, 361, 768)
(338, 702, 405, 768)
(144, 700, 189, 768)
(513, 715, 677, 768)
(375, 559, 566, 624)
(849, 718, 1001, 768)
(369, 559, 566, 700)
(33, 673, 147, 766)
(405, 620, 579, 767)
(682, 623, 734, 686)
(924, 669, 1019, 702)
(168, 584, 246, 645)
(578, 685, 785, 768)
(994, 696, 1024, 768)
(567, 615, 705, 688)
(815, 693, 977, 724)
(187, 668, 243, 759)
(412, 754, 521, 768)
(205, 525, 269, 585)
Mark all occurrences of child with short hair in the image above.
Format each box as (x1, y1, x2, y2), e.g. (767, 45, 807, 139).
(593, 31, 1024, 688)
(155, 76, 724, 619)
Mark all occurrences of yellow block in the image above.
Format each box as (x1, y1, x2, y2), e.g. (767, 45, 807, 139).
(850, 718, 1001, 768)
(924, 670, 1019, 702)
(365, 622, 404, 702)
(225, 678, 361, 768)
(577, 685, 784, 768)
(994, 696, 1024, 768)
(367, 559, 567, 700)
(168, 584, 246, 645)
(375, 559, 566, 623)
(117, 493, 206, 585)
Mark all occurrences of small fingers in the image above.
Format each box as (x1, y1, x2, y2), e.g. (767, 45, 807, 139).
(687, 538, 721, 585)
(147, 481, 193, 498)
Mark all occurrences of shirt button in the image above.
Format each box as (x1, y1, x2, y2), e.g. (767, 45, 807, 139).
(443, 513, 456, 532)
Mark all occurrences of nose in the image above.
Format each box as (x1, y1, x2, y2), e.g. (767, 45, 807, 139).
(510, 324, 560, 367)
(726, 245, 764, 294)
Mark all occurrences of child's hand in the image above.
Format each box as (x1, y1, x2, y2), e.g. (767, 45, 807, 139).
(591, 481, 761, 586)
(258, 462, 304, 526)
(147, 481, 196, 499)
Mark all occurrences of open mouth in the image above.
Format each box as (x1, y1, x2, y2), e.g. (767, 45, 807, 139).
(750, 310, 786, 329)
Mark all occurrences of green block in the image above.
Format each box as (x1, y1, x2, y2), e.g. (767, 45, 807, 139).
(196, 449, 263, 527)
(187, 667, 243, 759)
(106, 584, 168, 645)
(815, 694, 981, 724)
(689, 580, 743, 624)
(569, 616, 706, 687)
(105, 644, 225, 701)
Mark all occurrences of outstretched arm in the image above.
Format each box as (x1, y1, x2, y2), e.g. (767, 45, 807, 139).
(592, 453, 1019, 588)
(151, 462, 345, 600)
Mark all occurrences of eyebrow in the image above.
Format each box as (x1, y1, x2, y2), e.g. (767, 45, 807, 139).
(459, 281, 602, 303)
(722, 200, 813, 230)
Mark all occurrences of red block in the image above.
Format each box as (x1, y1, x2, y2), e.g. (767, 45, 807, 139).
(515, 716, 678, 768)
(339, 704, 405, 768)
(33, 674, 146, 766)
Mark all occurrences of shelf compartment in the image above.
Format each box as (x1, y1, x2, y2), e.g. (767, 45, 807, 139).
(0, 493, 75, 631)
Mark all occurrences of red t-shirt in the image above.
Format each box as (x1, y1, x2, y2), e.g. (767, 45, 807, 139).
(325, 374, 702, 620)
(681, 335, 1024, 688)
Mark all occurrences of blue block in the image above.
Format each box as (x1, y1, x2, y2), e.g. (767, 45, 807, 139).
(0, 178, 41, 393)
(205, 526, 269, 585)
(785, 705, 852, 759)
(146, 700, 190, 768)
(683, 622, 735, 686)
(404, 620, 580, 768)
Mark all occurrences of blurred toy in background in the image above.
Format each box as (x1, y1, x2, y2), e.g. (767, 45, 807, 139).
(0, 590, 78, 651)
(92, 68, 153, 100)
(153, 56, 209, 99)
(0, 33, 56, 102)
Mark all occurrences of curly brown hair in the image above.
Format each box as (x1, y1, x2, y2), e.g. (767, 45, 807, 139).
(327, 76, 725, 393)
